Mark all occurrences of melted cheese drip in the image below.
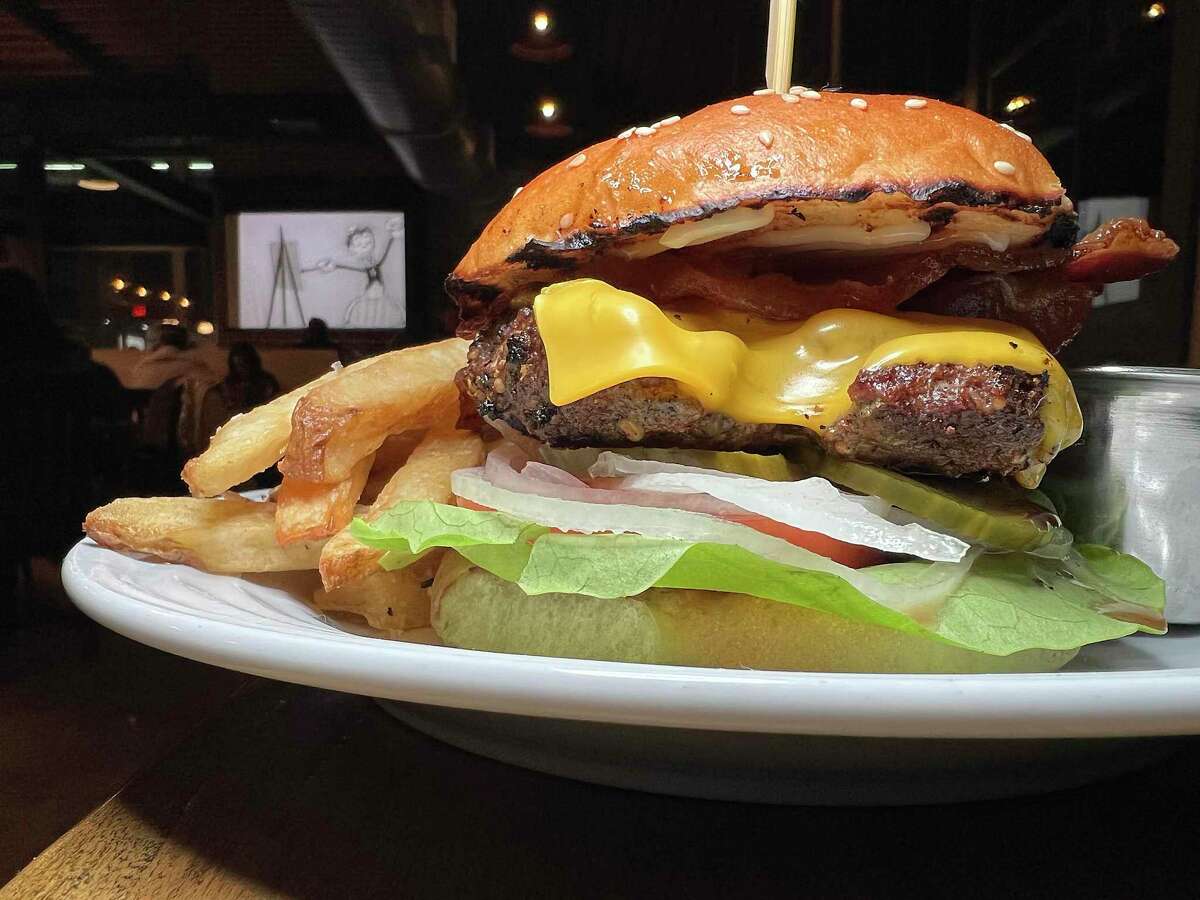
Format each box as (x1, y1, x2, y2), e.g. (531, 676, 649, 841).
(533, 279, 1082, 474)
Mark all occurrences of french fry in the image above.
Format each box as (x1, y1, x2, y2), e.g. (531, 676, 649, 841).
(319, 429, 484, 591)
(84, 495, 326, 573)
(180, 351, 392, 498)
(361, 430, 426, 504)
(312, 565, 435, 633)
(274, 453, 375, 545)
(280, 338, 466, 484)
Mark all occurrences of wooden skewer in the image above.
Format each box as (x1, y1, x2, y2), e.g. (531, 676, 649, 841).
(765, 0, 798, 94)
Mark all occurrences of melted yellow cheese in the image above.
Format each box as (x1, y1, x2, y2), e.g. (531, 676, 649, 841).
(533, 279, 1082, 475)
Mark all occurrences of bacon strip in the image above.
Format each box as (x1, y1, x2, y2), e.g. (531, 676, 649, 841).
(904, 270, 1096, 353)
(461, 218, 1174, 346)
(579, 242, 1070, 321)
(581, 252, 951, 319)
(1065, 218, 1179, 284)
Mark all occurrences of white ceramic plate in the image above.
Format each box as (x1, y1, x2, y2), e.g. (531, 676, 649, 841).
(63, 538, 1200, 804)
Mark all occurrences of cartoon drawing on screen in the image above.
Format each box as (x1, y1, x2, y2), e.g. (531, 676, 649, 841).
(303, 217, 405, 328)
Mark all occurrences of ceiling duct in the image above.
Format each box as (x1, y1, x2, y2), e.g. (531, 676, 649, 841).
(288, 0, 495, 195)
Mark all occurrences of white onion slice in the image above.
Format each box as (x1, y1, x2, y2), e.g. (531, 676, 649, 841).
(588, 452, 969, 563)
(483, 445, 745, 517)
(451, 464, 975, 618)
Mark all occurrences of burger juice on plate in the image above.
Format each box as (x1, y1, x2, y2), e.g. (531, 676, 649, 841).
(353, 91, 1178, 673)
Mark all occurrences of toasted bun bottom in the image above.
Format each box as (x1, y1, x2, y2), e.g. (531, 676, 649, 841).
(432, 567, 1077, 674)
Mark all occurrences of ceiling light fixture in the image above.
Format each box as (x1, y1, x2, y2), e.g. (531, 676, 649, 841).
(187, 161, 214, 171)
(77, 178, 120, 192)
(111, 278, 126, 291)
(526, 96, 571, 138)
(178, 297, 191, 308)
(196, 320, 214, 336)
(45, 162, 85, 171)
(135, 286, 148, 298)
(511, 5, 571, 62)
(150, 161, 170, 171)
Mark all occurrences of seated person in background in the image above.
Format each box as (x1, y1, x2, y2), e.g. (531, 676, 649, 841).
(298, 316, 349, 366)
(2, 267, 96, 600)
(127, 324, 215, 390)
(298, 317, 337, 348)
(181, 342, 280, 455)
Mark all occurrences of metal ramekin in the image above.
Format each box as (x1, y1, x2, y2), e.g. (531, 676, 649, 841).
(1042, 366, 1200, 623)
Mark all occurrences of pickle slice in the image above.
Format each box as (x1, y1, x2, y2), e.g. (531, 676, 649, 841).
(539, 446, 802, 482)
(788, 446, 1064, 552)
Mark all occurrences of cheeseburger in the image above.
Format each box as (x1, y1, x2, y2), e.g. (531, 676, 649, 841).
(356, 91, 1177, 673)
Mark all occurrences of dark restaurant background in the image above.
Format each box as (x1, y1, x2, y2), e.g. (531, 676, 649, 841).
(1, 0, 1198, 886)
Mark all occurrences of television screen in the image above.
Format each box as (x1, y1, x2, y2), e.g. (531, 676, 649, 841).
(229, 211, 406, 329)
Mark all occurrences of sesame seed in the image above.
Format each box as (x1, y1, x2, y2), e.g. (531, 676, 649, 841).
(780, 93, 799, 104)
(1000, 122, 1032, 142)
(730, 104, 751, 115)
(904, 98, 927, 109)
(993, 160, 1016, 175)
(618, 127, 635, 139)
(568, 153, 586, 168)
(753, 88, 774, 96)
(788, 85, 808, 94)
(800, 90, 821, 100)
(850, 97, 868, 109)
(634, 126, 654, 136)
(512, 186, 523, 198)
(656, 115, 680, 127)
(559, 212, 574, 230)
(757, 130, 774, 148)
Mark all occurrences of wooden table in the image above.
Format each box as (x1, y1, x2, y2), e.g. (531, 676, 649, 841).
(4, 679, 1198, 899)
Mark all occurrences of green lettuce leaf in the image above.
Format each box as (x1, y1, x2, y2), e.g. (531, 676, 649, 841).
(352, 502, 1165, 656)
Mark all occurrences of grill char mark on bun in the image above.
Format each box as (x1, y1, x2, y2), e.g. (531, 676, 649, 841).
(462, 307, 1048, 479)
(495, 189, 1073, 274)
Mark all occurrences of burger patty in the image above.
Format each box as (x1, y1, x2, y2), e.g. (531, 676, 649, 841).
(461, 307, 1048, 478)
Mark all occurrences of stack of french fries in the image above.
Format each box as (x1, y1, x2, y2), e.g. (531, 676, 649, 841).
(84, 338, 485, 636)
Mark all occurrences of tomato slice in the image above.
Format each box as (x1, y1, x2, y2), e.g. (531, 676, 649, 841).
(453, 497, 885, 568)
(456, 497, 496, 513)
(716, 513, 886, 568)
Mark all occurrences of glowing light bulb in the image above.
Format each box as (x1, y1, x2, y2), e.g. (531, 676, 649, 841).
(1005, 94, 1034, 114)
(1144, 2, 1165, 18)
(111, 278, 126, 291)
(196, 320, 214, 336)
(532, 10, 550, 32)
(159, 290, 172, 301)
(135, 286, 148, 298)
(179, 297, 191, 308)
(540, 99, 559, 121)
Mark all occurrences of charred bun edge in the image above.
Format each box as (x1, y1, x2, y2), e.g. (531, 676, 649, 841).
(445, 185, 1078, 325)
(504, 183, 1069, 268)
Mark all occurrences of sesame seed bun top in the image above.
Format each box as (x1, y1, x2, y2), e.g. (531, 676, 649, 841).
(448, 91, 1072, 306)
